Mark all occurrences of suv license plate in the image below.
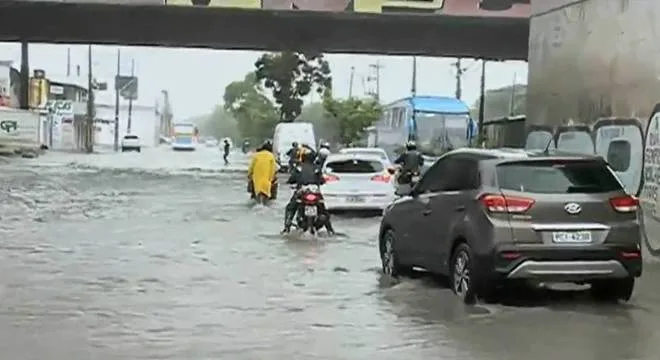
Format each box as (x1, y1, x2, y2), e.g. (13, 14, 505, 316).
(346, 196, 365, 203)
(552, 231, 592, 243)
(304, 206, 317, 216)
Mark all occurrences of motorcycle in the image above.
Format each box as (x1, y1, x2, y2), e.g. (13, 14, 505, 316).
(293, 185, 328, 235)
(247, 176, 278, 204)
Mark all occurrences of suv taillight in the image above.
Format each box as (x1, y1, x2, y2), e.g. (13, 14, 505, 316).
(480, 194, 535, 213)
(610, 195, 639, 213)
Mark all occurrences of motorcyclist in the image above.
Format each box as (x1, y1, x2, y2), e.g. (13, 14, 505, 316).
(282, 149, 335, 235)
(286, 142, 299, 170)
(247, 140, 278, 202)
(314, 141, 331, 169)
(242, 139, 250, 153)
(394, 140, 424, 185)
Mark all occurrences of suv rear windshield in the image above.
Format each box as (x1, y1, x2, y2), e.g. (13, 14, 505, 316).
(326, 159, 384, 174)
(497, 160, 622, 193)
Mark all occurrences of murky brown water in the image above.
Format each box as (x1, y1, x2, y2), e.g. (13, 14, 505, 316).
(1, 148, 660, 360)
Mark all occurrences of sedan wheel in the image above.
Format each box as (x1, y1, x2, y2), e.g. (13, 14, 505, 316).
(451, 244, 477, 304)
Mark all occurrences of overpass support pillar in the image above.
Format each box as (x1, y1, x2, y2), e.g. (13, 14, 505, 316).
(527, 0, 660, 126)
(19, 41, 29, 110)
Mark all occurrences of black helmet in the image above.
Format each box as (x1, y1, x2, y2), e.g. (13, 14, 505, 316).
(261, 140, 273, 152)
(405, 140, 417, 150)
(292, 141, 298, 147)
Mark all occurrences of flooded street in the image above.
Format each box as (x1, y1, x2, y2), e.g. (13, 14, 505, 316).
(2, 147, 660, 359)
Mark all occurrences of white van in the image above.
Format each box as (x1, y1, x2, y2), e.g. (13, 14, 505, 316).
(273, 122, 316, 171)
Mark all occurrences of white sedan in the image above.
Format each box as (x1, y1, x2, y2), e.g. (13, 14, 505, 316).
(339, 147, 391, 164)
(321, 153, 396, 211)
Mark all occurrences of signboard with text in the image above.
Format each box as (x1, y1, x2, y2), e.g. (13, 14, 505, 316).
(166, 0, 529, 17)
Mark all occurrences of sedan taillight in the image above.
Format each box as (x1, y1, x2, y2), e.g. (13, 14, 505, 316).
(610, 195, 639, 213)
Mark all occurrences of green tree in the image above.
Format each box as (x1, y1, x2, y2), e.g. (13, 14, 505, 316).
(254, 51, 332, 122)
(223, 72, 278, 142)
(189, 106, 239, 141)
(297, 102, 339, 143)
(470, 84, 527, 121)
(323, 95, 382, 145)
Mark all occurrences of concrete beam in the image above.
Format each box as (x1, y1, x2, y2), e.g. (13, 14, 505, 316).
(0, 1, 528, 59)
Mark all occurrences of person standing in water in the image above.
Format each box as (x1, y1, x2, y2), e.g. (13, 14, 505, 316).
(223, 139, 231, 165)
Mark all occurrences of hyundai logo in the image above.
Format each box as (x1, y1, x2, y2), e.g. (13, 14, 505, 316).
(564, 202, 582, 215)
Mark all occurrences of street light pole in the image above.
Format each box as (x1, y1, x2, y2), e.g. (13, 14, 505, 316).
(113, 48, 121, 152)
(127, 58, 135, 134)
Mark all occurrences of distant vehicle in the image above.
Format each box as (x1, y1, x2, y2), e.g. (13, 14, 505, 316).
(379, 148, 642, 304)
(120, 134, 141, 152)
(273, 122, 316, 172)
(339, 147, 391, 164)
(171, 123, 197, 151)
(321, 153, 396, 211)
(369, 96, 477, 161)
(205, 138, 218, 147)
(482, 115, 526, 148)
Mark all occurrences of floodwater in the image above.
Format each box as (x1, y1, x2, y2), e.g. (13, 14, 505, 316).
(1, 147, 660, 360)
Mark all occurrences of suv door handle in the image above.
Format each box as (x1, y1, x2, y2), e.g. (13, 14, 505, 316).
(455, 205, 466, 212)
(423, 209, 432, 216)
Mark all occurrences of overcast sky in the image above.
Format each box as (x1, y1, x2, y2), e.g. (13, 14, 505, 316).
(0, 42, 527, 120)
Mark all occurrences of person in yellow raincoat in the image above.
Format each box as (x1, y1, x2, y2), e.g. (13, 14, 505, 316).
(247, 141, 278, 202)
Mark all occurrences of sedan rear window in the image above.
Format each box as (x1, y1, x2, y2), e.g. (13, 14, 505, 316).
(497, 160, 622, 194)
(326, 159, 384, 174)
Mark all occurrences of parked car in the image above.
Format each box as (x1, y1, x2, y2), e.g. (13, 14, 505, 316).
(121, 134, 141, 152)
(321, 153, 396, 211)
(379, 148, 642, 304)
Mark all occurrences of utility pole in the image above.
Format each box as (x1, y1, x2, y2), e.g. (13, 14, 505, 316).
(66, 47, 71, 77)
(113, 48, 121, 152)
(85, 44, 94, 153)
(19, 42, 29, 110)
(126, 58, 135, 134)
(410, 56, 417, 142)
(348, 66, 355, 98)
(477, 60, 486, 147)
(366, 61, 382, 100)
(508, 72, 517, 116)
(411, 56, 417, 97)
(452, 58, 467, 100)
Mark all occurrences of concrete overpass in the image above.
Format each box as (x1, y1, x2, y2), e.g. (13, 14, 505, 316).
(0, 1, 528, 59)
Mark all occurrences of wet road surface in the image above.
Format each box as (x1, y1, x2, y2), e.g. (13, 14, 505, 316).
(2, 147, 660, 359)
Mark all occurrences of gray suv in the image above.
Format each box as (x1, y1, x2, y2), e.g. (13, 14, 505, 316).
(379, 148, 642, 304)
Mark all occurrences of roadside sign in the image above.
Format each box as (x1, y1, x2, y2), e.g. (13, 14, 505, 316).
(115, 75, 138, 100)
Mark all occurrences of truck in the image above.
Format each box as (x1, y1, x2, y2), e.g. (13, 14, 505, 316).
(0, 107, 41, 156)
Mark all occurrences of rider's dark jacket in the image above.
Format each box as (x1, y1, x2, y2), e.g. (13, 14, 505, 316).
(287, 163, 325, 188)
(394, 150, 424, 173)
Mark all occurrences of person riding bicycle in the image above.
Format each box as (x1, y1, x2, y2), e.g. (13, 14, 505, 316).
(394, 140, 424, 185)
(282, 149, 335, 235)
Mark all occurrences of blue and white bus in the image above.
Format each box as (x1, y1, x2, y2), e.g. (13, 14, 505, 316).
(367, 96, 477, 160)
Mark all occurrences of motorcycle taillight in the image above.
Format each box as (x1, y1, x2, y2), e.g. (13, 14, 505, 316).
(303, 193, 318, 202)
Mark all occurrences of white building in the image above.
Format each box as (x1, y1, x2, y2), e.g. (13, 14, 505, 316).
(94, 90, 159, 149)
